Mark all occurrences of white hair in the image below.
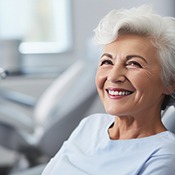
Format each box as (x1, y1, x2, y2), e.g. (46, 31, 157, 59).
(94, 5, 175, 87)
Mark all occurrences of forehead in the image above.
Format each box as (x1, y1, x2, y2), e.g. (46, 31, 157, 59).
(103, 34, 158, 60)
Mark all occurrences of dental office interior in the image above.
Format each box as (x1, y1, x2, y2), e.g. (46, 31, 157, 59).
(0, 0, 175, 174)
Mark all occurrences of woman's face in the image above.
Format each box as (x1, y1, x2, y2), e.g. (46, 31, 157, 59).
(96, 34, 169, 117)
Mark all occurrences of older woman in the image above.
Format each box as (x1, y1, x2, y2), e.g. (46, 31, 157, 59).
(42, 5, 175, 175)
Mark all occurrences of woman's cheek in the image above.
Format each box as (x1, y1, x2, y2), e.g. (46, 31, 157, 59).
(95, 69, 107, 90)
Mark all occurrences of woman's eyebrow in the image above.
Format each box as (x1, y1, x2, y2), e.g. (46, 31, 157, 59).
(100, 53, 113, 59)
(126, 55, 148, 63)
(100, 53, 148, 63)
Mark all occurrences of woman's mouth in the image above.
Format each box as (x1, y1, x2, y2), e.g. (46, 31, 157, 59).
(106, 88, 133, 97)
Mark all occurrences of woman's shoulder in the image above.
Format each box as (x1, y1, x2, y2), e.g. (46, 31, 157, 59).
(157, 131, 175, 154)
(80, 113, 114, 129)
(67, 113, 114, 141)
(83, 113, 114, 122)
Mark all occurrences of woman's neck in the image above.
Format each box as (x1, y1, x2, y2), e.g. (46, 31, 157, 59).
(108, 115, 167, 140)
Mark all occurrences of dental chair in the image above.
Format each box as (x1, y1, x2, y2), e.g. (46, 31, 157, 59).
(0, 59, 98, 172)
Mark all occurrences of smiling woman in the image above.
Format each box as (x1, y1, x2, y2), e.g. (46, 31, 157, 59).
(98, 36, 168, 142)
(96, 34, 164, 119)
(42, 5, 175, 175)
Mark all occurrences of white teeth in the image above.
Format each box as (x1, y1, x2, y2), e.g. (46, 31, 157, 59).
(108, 90, 131, 96)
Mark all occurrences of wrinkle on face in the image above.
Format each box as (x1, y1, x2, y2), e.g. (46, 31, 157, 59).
(96, 34, 166, 117)
(96, 34, 168, 139)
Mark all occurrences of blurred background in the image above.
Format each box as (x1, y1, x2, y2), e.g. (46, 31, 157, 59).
(0, 0, 174, 174)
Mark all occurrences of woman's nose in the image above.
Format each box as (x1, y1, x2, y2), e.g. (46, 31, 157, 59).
(107, 64, 126, 83)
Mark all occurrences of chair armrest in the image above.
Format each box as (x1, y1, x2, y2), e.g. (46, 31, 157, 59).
(0, 88, 36, 107)
(9, 163, 46, 175)
(0, 105, 35, 133)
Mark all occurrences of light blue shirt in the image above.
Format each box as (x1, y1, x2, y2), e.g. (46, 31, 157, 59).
(42, 113, 175, 175)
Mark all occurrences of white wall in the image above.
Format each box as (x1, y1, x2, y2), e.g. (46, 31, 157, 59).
(23, 0, 175, 72)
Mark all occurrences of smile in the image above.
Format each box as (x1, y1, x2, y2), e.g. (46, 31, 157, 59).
(108, 90, 131, 96)
(106, 88, 133, 97)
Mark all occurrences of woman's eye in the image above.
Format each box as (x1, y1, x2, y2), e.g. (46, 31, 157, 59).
(100, 59, 113, 66)
(126, 61, 142, 68)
